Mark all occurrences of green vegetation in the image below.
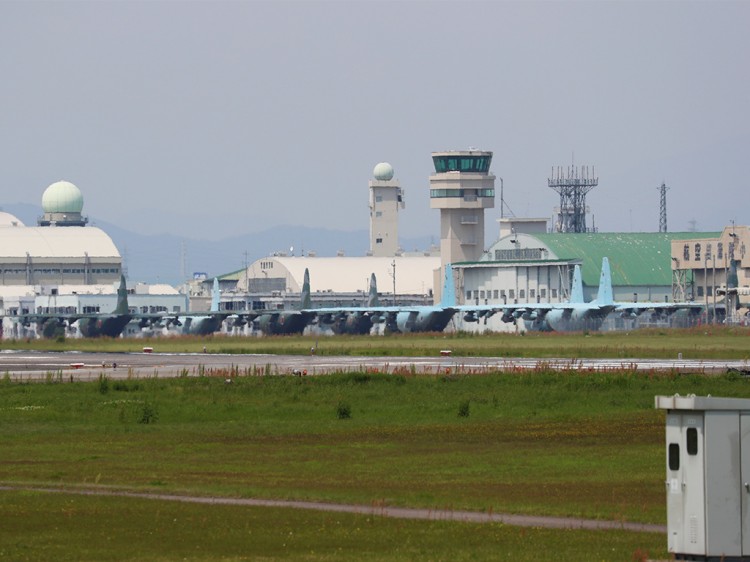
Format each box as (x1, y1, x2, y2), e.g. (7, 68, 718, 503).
(2, 368, 750, 559)
(3, 324, 750, 359)
(0, 490, 664, 562)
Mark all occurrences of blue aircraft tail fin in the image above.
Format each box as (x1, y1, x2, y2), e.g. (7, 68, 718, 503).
(569, 265, 584, 303)
(594, 257, 614, 305)
(301, 268, 312, 309)
(210, 278, 220, 312)
(440, 264, 457, 307)
(114, 274, 129, 315)
(367, 273, 380, 307)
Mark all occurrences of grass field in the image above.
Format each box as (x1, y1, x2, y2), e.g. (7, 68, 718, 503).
(3, 324, 750, 360)
(3, 366, 750, 560)
(0, 490, 664, 562)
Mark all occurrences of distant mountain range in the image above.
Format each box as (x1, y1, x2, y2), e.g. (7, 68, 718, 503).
(2, 203, 435, 285)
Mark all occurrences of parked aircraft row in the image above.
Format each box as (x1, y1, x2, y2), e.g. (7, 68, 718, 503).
(465, 257, 703, 332)
(11, 258, 704, 339)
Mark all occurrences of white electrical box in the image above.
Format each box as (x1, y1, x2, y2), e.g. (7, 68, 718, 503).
(656, 394, 750, 561)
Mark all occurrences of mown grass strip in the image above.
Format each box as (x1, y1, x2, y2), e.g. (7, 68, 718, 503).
(0, 489, 667, 561)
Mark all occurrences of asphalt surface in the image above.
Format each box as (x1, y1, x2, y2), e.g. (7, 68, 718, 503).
(1, 349, 748, 381)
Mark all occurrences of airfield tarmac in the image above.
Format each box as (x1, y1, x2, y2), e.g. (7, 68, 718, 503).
(1, 349, 748, 381)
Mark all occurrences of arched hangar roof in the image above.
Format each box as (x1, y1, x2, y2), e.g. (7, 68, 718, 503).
(0, 226, 121, 259)
(0, 211, 24, 227)
(242, 256, 440, 294)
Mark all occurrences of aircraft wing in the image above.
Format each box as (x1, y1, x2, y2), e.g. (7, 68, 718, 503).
(613, 302, 703, 318)
(455, 303, 556, 324)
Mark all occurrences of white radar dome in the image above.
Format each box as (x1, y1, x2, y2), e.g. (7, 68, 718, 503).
(42, 180, 84, 214)
(373, 162, 394, 181)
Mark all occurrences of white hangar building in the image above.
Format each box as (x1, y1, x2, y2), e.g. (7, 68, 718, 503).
(0, 180, 188, 338)
(222, 255, 441, 312)
(0, 181, 122, 286)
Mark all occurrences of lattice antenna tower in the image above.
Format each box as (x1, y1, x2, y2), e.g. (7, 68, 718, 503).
(548, 164, 598, 233)
(658, 182, 669, 233)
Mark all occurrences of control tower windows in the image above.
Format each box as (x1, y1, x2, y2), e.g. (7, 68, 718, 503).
(432, 155, 492, 173)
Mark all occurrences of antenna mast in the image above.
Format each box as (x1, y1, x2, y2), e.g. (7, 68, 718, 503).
(548, 163, 599, 233)
(658, 182, 669, 233)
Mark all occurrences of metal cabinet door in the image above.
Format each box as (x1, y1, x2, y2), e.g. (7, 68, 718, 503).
(741, 414, 750, 556)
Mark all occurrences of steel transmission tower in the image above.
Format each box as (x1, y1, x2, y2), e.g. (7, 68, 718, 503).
(548, 165, 598, 233)
(658, 182, 669, 233)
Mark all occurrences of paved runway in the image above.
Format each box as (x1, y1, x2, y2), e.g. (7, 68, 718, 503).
(1, 349, 747, 381)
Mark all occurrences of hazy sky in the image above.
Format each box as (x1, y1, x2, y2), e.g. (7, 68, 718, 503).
(1, 0, 748, 244)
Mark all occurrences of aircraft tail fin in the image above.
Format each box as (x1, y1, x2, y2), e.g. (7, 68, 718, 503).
(115, 274, 129, 315)
(594, 257, 614, 305)
(210, 278, 220, 312)
(728, 259, 739, 290)
(367, 273, 380, 307)
(569, 265, 584, 303)
(440, 264, 457, 307)
(300, 268, 312, 309)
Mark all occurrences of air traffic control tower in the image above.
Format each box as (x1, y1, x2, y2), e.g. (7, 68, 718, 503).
(429, 150, 495, 266)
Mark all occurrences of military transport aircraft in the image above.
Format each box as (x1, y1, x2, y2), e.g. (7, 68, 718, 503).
(159, 278, 228, 336)
(20, 274, 133, 338)
(309, 268, 458, 334)
(249, 269, 315, 335)
(459, 257, 703, 332)
(311, 273, 382, 335)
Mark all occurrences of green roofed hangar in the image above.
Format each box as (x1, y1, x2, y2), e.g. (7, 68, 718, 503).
(448, 221, 722, 332)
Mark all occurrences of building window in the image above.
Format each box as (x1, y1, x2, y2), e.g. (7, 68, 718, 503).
(509, 289, 515, 299)
(375, 211, 382, 217)
(466, 291, 471, 300)
(697, 286, 704, 297)
(493, 290, 499, 299)
(718, 242, 723, 259)
(706, 243, 712, 260)
(530, 289, 535, 298)
(552, 288, 558, 299)
(540, 288, 547, 298)
(479, 290, 485, 299)
(375, 195, 383, 202)
(519, 289, 525, 299)
(495, 248, 543, 261)
(683, 244, 690, 261)
(376, 238, 383, 244)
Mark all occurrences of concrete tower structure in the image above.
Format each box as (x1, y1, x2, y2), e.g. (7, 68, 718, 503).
(368, 162, 404, 257)
(429, 150, 495, 267)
